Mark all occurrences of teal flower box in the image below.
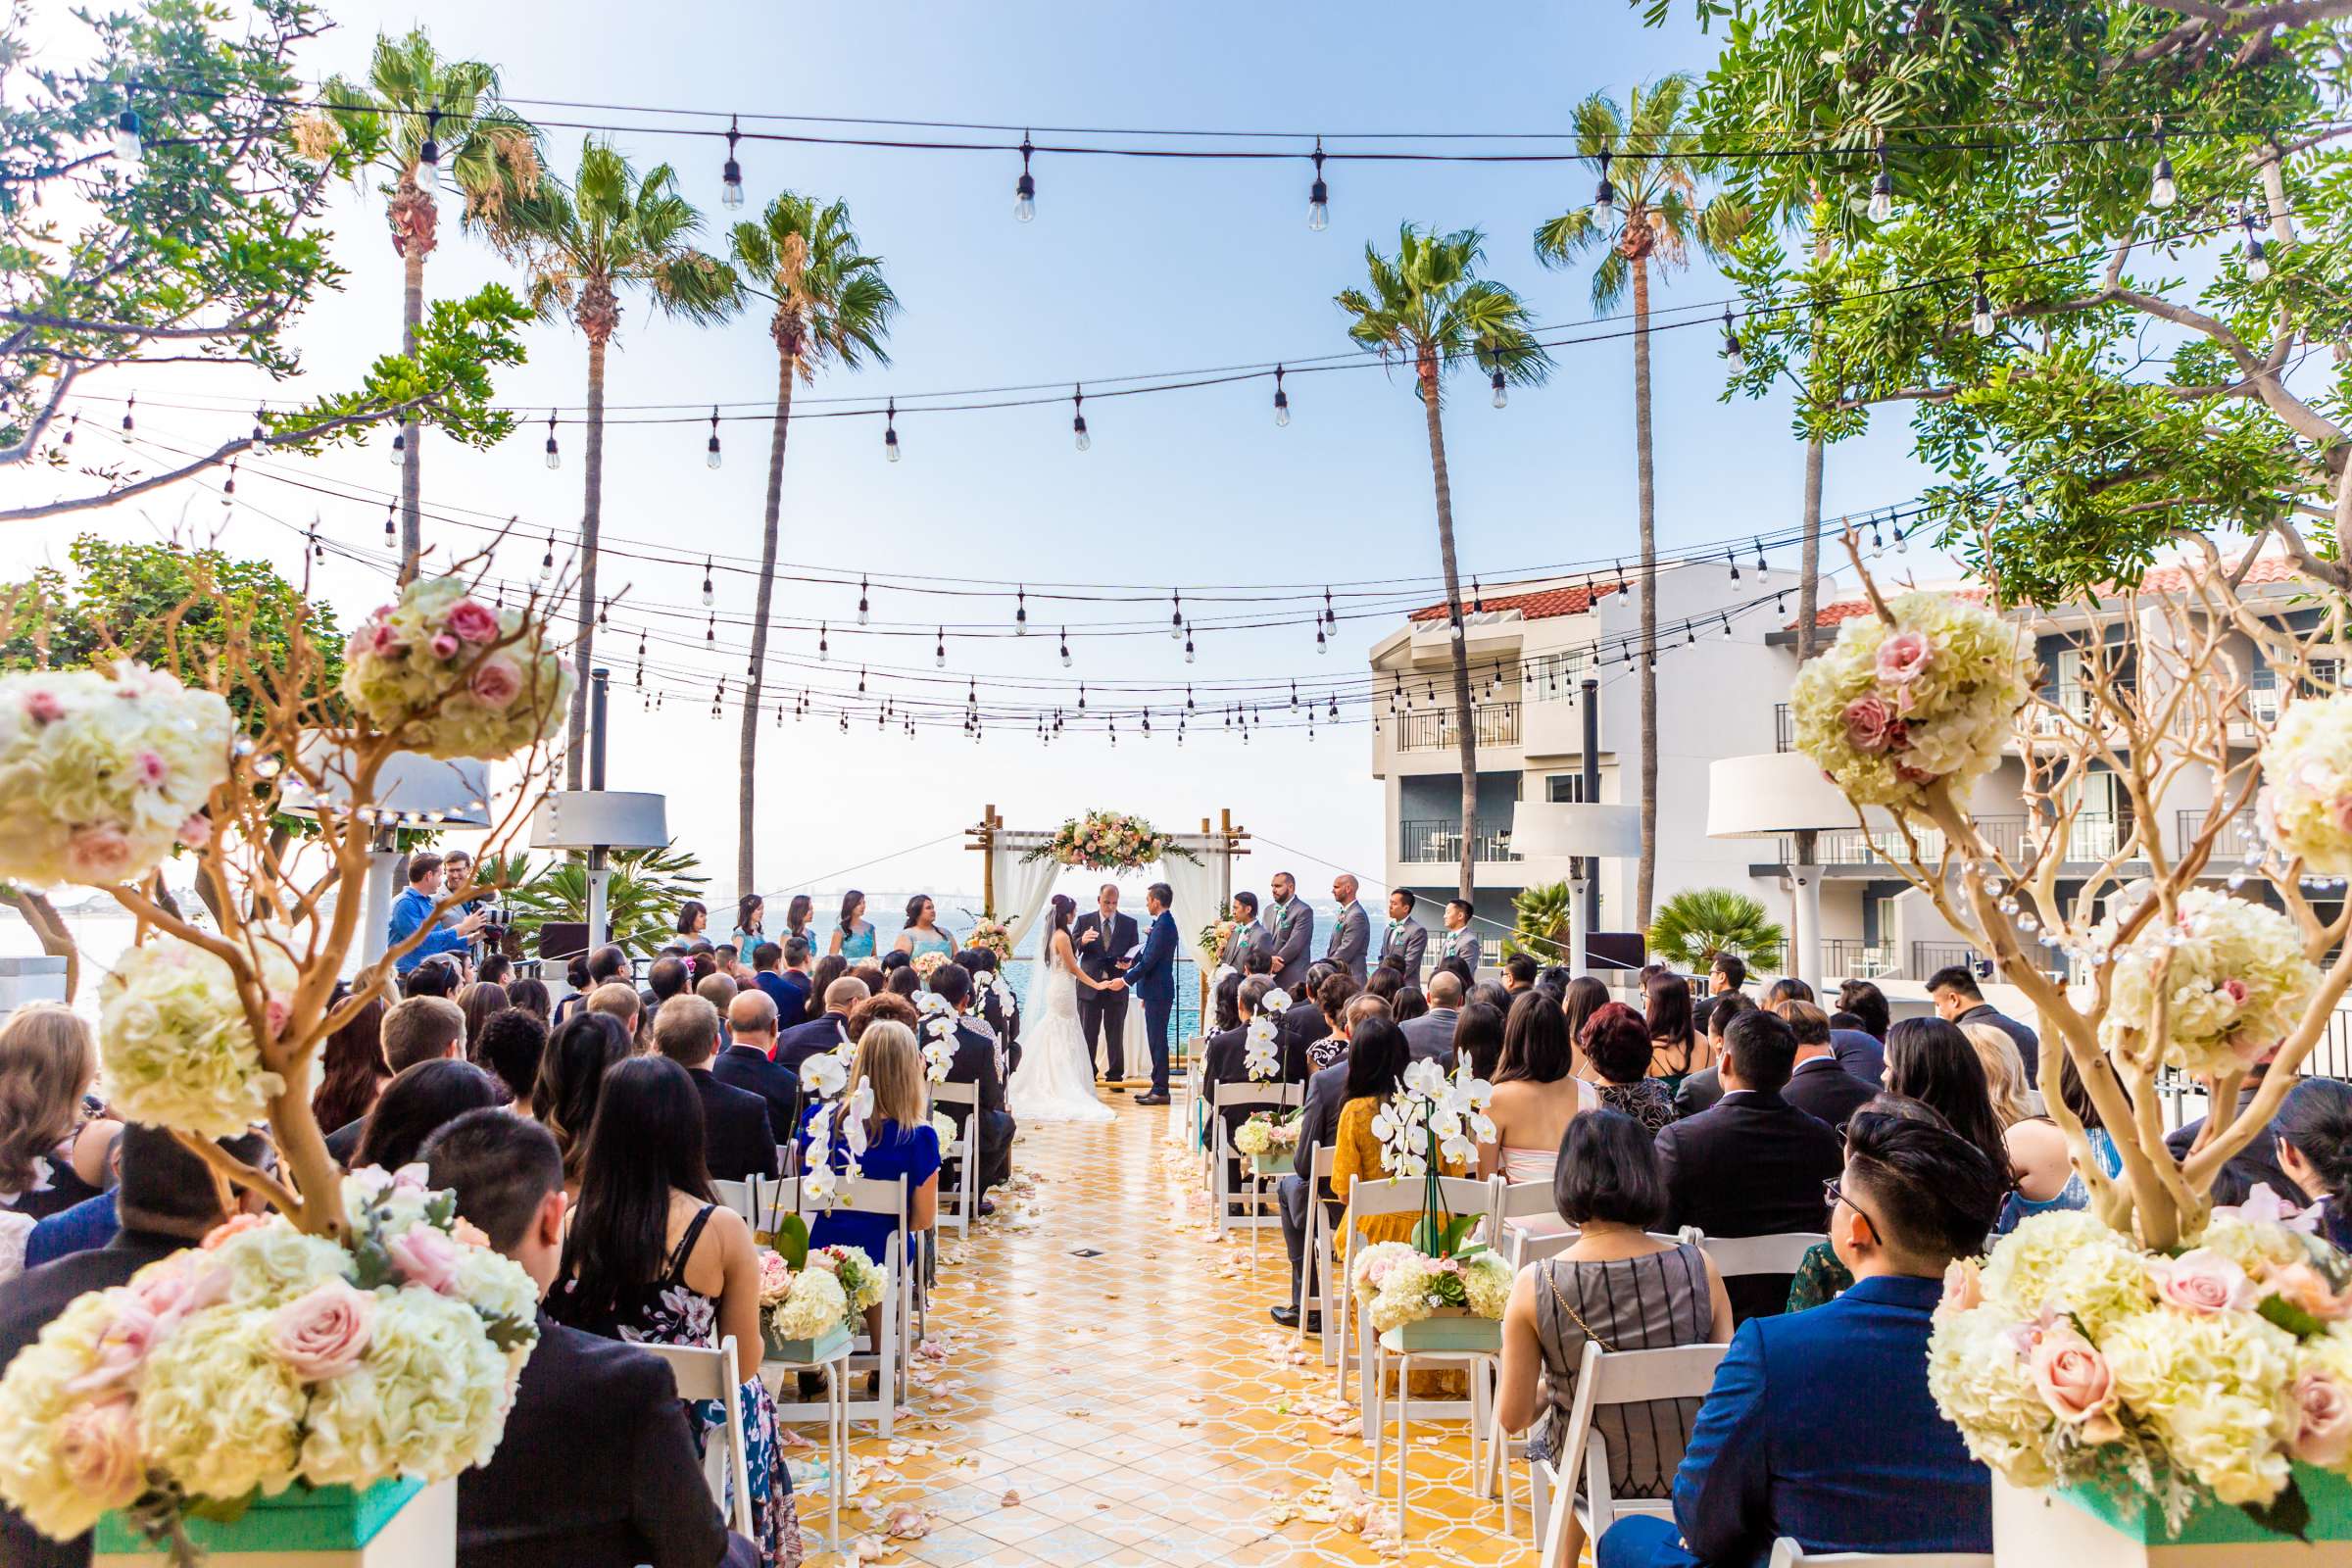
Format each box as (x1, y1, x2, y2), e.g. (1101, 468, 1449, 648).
(763, 1320, 855, 1365)
(94, 1477, 424, 1556)
(2059, 1463, 2352, 1546)
(1389, 1307, 1502, 1354)
(1250, 1149, 1293, 1177)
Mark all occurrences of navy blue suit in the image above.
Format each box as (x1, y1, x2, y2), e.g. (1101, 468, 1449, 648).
(1126, 907, 1178, 1095)
(1597, 1274, 1989, 1568)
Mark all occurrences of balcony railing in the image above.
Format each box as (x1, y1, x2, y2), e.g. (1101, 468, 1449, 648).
(1398, 818, 1519, 863)
(1821, 939, 1898, 978)
(2031, 675, 2137, 733)
(1774, 703, 1793, 754)
(1779, 812, 2133, 869)
(2176, 808, 2261, 862)
(1395, 701, 1521, 752)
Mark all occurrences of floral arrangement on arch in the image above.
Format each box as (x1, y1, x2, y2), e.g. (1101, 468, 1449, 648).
(340, 574, 573, 761)
(1019, 809, 1201, 870)
(1244, 986, 1292, 1081)
(0, 1167, 537, 1551)
(1198, 918, 1233, 965)
(1789, 589, 2034, 815)
(965, 917, 1013, 963)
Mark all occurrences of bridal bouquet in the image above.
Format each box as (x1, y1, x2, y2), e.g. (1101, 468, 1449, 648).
(0, 1166, 536, 1550)
(2258, 695, 2352, 873)
(2093, 883, 2317, 1076)
(1350, 1241, 1512, 1332)
(910, 950, 950, 985)
(1789, 589, 2034, 815)
(1021, 809, 1201, 870)
(1198, 919, 1232, 965)
(0, 663, 232, 888)
(339, 574, 571, 761)
(1929, 1194, 2352, 1532)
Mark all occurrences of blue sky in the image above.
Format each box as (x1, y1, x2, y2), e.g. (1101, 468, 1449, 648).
(6, 0, 1956, 910)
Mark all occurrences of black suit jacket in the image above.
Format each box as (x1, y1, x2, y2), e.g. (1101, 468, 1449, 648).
(690, 1067, 779, 1183)
(460, 1310, 747, 1568)
(1294, 1058, 1351, 1187)
(2168, 1079, 2295, 1201)
(1654, 1089, 1843, 1320)
(1278, 1005, 1331, 1082)
(1957, 1003, 2040, 1087)
(326, 1113, 368, 1166)
(1782, 1056, 1877, 1132)
(945, 1019, 1006, 1118)
(1070, 909, 1140, 984)
(772, 1012, 850, 1080)
(0, 1230, 190, 1567)
(711, 1044, 802, 1145)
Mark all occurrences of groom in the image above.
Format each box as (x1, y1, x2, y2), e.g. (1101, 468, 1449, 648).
(1125, 884, 1178, 1105)
(1071, 883, 1138, 1086)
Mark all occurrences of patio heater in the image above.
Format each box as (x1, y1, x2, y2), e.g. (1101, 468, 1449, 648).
(528, 668, 666, 956)
(1705, 751, 1853, 987)
(1508, 800, 1642, 979)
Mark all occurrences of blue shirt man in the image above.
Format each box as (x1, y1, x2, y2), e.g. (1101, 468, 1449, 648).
(389, 853, 483, 975)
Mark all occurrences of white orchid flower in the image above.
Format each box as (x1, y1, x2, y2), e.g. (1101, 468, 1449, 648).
(1401, 1058, 1446, 1099)
(800, 1054, 849, 1098)
(1369, 1105, 1400, 1146)
(1262, 988, 1292, 1012)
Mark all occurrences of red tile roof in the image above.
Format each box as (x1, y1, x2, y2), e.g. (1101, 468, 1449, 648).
(1788, 554, 2307, 630)
(1407, 583, 1621, 623)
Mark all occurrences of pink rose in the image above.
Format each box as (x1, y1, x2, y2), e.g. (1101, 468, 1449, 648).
(452, 1217, 490, 1250)
(176, 813, 209, 851)
(265, 997, 290, 1036)
(429, 632, 461, 662)
(54, 1396, 142, 1505)
(134, 751, 166, 788)
(2294, 1368, 2352, 1466)
(2029, 1324, 2124, 1444)
(1939, 1258, 1983, 1315)
(1875, 630, 1934, 684)
(24, 689, 62, 724)
(200, 1212, 269, 1250)
(2331, 794, 2352, 837)
(1896, 761, 1936, 785)
(129, 1253, 226, 1323)
(2267, 1261, 2352, 1321)
(270, 1281, 374, 1380)
(444, 598, 501, 645)
(468, 655, 523, 711)
(360, 621, 404, 659)
(64, 824, 135, 883)
(386, 1225, 464, 1295)
(65, 1293, 162, 1396)
(2222, 978, 2249, 1005)
(1842, 695, 1901, 754)
(2151, 1248, 2259, 1314)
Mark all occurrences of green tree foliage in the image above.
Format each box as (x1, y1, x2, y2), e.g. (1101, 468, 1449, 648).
(478, 842, 708, 957)
(1647, 886, 1786, 971)
(1503, 880, 1577, 960)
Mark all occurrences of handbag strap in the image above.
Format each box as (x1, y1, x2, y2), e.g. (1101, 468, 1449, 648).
(1543, 1260, 1615, 1354)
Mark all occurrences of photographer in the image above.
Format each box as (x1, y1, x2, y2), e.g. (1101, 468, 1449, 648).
(390, 854, 485, 977)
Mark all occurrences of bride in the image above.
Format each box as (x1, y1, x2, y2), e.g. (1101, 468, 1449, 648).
(1007, 894, 1118, 1124)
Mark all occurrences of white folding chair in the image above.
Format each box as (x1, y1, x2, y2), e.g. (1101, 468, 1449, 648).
(1535, 1341, 1730, 1568)
(760, 1174, 912, 1439)
(1293, 1144, 1336, 1354)
(1768, 1543, 1994, 1568)
(1694, 1231, 1828, 1297)
(642, 1339, 757, 1538)
(926, 1081, 981, 1239)
(1211, 1082, 1302, 1238)
(1506, 1225, 1582, 1273)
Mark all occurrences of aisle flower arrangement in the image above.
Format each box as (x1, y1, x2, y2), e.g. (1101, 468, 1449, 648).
(758, 1249, 850, 1345)
(1020, 809, 1200, 870)
(0, 1167, 536, 1550)
(98, 935, 300, 1140)
(2093, 883, 2318, 1075)
(1232, 1110, 1300, 1161)
(965, 917, 1013, 962)
(340, 575, 573, 761)
(1350, 1240, 1513, 1333)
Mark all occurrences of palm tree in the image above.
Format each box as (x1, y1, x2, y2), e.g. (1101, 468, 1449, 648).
(324, 31, 540, 575)
(1503, 880, 1577, 961)
(729, 196, 898, 900)
(1339, 225, 1551, 902)
(1647, 887, 1786, 973)
(492, 138, 743, 786)
(1534, 74, 1744, 930)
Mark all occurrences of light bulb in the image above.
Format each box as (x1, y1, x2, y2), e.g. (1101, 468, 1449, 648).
(1491, 368, 1507, 410)
(1869, 176, 1893, 221)
(1274, 390, 1291, 426)
(707, 436, 721, 469)
(113, 109, 143, 167)
(2151, 157, 2177, 210)
(390, 428, 406, 465)
(543, 413, 560, 470)
(1592, 150, 1614, 223)
(1074, 417, 1090, 452)
(885, 427, 901, 462)
(721, 120, 745, 209)
(1971, 271, 1994, 336)
(1014, 135, 1037, 222)
(1307, 140, 1330, 231)
(2248, 236, 2271, 282)
(1720, 307, 1744, 374)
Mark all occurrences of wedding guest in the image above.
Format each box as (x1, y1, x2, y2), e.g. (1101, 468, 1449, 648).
(551, 1057, 800, 1566)
(676, 899, 710, 941)
(1928, 964, 2039, 1085)
(931, 964, 1013, 1206)
(1502, 953, 1540, 995)
(1399, 970, 1463, 1062)
(1964, 1023, 2032, 1127)
(712, 945, 748, 987)
(884, 965, 923, 1001)
(1436, 898, 1482, 972)
(1596, 1109, 2002, 1568)
(696, 972, 739, 1018)
(780, 894, 817, 952)
(1762, 977, 1812, 1008)
(715, 991, 800, 1144)
(1452, 1000, 1506, 1084)
(1279, 961, 1340, 1078)
(1273, 995, 1394, 1331)
(1499, 1110, 1733, 1568)
(776, 978, 866, 1076)
(1480, 991, 1596, 1188)
(809, 954, 849, 1004)
(728, 893, 766, 956)
(1837, 979, 1891, 1043)
(799, 1021, 941, 1273)
(1994, 1054, 2119, 1235)
(390, 852, 485, 975)
(848, 992, 920, 1041)
(311, 990, 390, 1137)
(894, 894, 955, 959)
(404, 956, 461, 998)
(477, 953, 513, 988)
(759, 939, 812, 1030)
(1469, 980, 1512, 1015)
(555, 956, 594, 1026)
(2169, 1051, 2296, 1200)
(1774, 1002, 1875, 1131)
(1884, 1017, 2014, 1191)
(1303, 974, 1360, 1070)
(2276, 1078, 2352, 1248)
(1364, 966, 1404, 1007)
(326, 996, 466, 1163)
(1670, 991, 1753, 1117)
(831, 889, 878, 960)
(1584, 1002, 1677, 1134)
(458, 981, 511, 1055)
(653, 995, 778, 1184)
(1333, 1016, 1462, 1247)
(424, 1110, 757, 1568)
(1203, 977, 1276, 1181)
(507, 976, 553, 1024)
(1376, 889, 1429, 983)
(1646, 973, 1707, 1094)
(587, 981, 646, 1053)
(1393, 984, 1430, 1028)
(962, 949, 1022, 1072)
(1434, 956, 1475, 992)
(643, 956, 690, 1032)
(1326, 873, 1372, 981)
(1211, 969, 1245, 1034)
(1652, 1008, 1842, 1321)
(1561, 975, 1609, 1072)
(535, 1011, 634, 1193)
(478, 1007, 549, 1116)
(353, 1058, 500, 1172)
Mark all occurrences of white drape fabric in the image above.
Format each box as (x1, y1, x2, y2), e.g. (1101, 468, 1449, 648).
(991, 845, 1063, 956)
(1160, 854, 1226, 972)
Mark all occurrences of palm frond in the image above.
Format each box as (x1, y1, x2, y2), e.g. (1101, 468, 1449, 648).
(1646, 887, 1786, 970)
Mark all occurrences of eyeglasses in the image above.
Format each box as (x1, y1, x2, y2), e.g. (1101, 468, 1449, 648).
(1823, 1179, 1882, 1246)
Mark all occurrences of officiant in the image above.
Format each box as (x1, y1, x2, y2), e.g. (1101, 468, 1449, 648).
(1071, 883, 1140, 1085)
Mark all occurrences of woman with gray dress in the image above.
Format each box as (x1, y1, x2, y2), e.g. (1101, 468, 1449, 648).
(1495, 1109, 1733, 1566)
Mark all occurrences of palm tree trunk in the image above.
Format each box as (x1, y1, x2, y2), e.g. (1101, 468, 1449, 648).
(567, 335, 607, 789)
(1418, 355, 1479, 905)
(399, 234, 425, 580)
(1790, 236, 1832, 917)
(1633, 260, 1658, 931)
(739, 353, 796, 901)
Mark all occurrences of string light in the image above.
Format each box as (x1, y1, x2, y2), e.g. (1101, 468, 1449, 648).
(419, 108, 442, 171)
(1171, 591, 1184, 639)
(706, 407, 721, 468)
(1971, 270, 1994, 336)
(60, 414, 75, 449)
(1071, 385, 1089, 451)
(220, 459, 237, 510)
(1491, 364, 1507, 410)
(2242, 205, 2271, 281)
(884, 397, 900, 462)
(706, 612, 715, 643)
(2150, 119, 2177, 211)
(121, 394, 134, 432)
(543, 411, 560, 469)
(701, 558, 714, 607)
(382, 500, 396, 549)
(251, 407, 265, 441)
(1013, 132, 1037, 222)
(1272, 365, 1290, 426)
(1720, 307, 1744, 374)
(1058, 627, 1071, 667)
(858, 575, 870, 624)
(720, 116, 745, 209)
(389, 427, 406, 465)
(1306, 138, 1329, 230)
(817, 622, 829, 660)
(1592, 148, 1615, 223)
(935, 627, 947, 668)
(1015, 587, 1027, 636)
(1753, 538, 1768, 577)
(112, 98, 143, 167)
(1869, 135, 1894, 221)
(539, 532, 556, 579)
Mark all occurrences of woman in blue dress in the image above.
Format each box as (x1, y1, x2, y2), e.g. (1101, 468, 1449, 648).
(797, 1022, 940, 1337)
(830, 889, 878, 961)
(891, 894, 956, 960)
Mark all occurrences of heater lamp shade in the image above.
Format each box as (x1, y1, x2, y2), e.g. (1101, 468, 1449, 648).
(530, 791, 668, 852)
(1510, 801, 1643, 858)
(279, 749, 492, 828)
(1706, 752, 1854, 839)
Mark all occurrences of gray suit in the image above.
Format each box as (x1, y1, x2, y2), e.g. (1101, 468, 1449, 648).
(1324, 901, 1371, 981)
(1265, 899, 1315, 993)
(1399, 1006, 1460, 1064)
(1377, 917, 1429, 983)
(1433, 927, 1482, 974)
(1220, 918, 1273, 971)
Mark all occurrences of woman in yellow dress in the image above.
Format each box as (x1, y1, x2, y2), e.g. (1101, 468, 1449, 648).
(1331, 1014, 1466, 1247)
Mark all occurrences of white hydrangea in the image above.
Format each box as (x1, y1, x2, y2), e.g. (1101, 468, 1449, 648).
(765, 1266, 849, 1342)
(2257, 694, 2352, 872)
(2103, 1305, 2298, 1504)
(0, 1293, 136, 1539)
(339, 574, 572, 761)
(1927, 1308, 2061, 1488)
(297, 1288, 517, 1485)
(2095, 884, 2317, 1075)
(133, 1305, 307, 1501)
(99, 935, 298, 1138)
(0, 663, 232, 888)
(1980, 1210, 2158, 1340)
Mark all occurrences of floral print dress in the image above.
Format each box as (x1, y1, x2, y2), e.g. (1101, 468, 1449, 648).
(553, 1203, 802, 1567)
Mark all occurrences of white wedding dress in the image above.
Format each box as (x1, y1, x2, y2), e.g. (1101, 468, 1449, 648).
(1007, 947, 1117, 1124)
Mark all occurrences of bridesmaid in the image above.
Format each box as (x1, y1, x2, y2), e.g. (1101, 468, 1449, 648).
(727, 894, 765, 956)
(831, 889, 878, 960)
(892, 894, 956, 959)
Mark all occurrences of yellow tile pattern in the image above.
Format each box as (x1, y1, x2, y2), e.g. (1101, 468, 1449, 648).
(790, 1096, 1544, 1567)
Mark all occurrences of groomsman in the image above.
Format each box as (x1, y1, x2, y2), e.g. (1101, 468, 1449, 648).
(1264, 871, 1315, 993)
(1125, 884, 1179, 1104)
(1220, 892, 1273, 971)
(1377, 889, 1429, 983)
(1325, 875, 1371, 982)
(1072, 884, 1139, 1083)
(1436, 899, 1483, 973)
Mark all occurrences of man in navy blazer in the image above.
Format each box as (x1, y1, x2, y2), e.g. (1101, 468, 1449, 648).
(1126, 882, 1180, 1103)
(1597, 1109, 2005, 1568)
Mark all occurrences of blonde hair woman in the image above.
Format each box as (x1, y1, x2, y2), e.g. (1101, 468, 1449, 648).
(0, 1003, 121, 1218)
(1962, 1021, 2032, 1129)
(802, 1020, 940, 1274)
(1967, 1019, 2086, 1233)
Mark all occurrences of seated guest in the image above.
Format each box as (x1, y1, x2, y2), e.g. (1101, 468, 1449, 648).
(849, 961, 887, 996)
(695, 971, 738, 1029)
(478, 1007, 549, 1116)
(0, 1004, 121, 1221)
(1468, 979, 1513, 1014)
(1774, 1001, 1875, 1132)
(1837, 978, 1890, 1042)
(1669, 991, 1755, 1118)
(554, 956, 594, 1026)
(1363, 966, 1404, 1006)
(506, 976, 553, 1023)
(327, 995, 465, 1163)
(776, 977, 867, 1075)
(1502, 952, 1540, 994)
(534, 1011, 634, 1194)
(1928, 963, 2038, 1085)
(884, 965, 924, 1002)
(1333, 1016, 1464, 1246)
(1451, 1000, 1506, 1084)
(587, 980, 647, 1052)
(424, 1110, 756, 1568)
(2275, 1077, 2352, 1249)
(1392, 984, 1430, 1027)
(1583, 1002, 1676, 1135)
(404, 956, 461, 998)
(1596, 1109, 2003, 1568)
(849, 992, 919, 1041)
(354, 1058, 500, 1172)
(1884, 1017, 2014, 1191)
(774, 938, 814, 1029)
(714, 991, 800, 1145)
(1646, 973, 1709, 1093)
(1399, 970, 1464, 1062)
(1203, 977, 1277, 1195)
(1279, 961, 1340, 1078)
(1964, 1022, 2032, 1129)
(1479, 991, 1596, 1190)
(808, 954, 850, 1005)
(1272, 994, 1393, 1331)
(930, 963, 1014, 1206)
(798, 1022, 941, 1279)
(1993, 1051, 2119, 1235)
(1653, 1009, 1842, 1321)
(457, 982, 510, 1056)
(1831, 979, 1889, 1083)
(312, 991, 389, 1136)
(1561, 975, 1608, 1071)
(654, 995, 777, 1184)
(2170, 1051, 2297, 1200)
(960, 949, 1020, 1070)
(1499, 1110, 1733, 1567)
(550, 1058, 798, 1565)
(1761, 976, 1811, 1007)
(642, 956, 690, 1022)
(0, 1124, 270, 1567)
